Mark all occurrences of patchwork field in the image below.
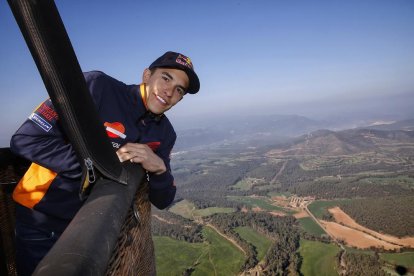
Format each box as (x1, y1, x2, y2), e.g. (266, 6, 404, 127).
(380, 252, 414, 270)
(235, 226, 272, 261)
(298, 217, 326, 237)
(299, 239, 341, 276)
(228, 195, 289, 213)
(169, 199, 235, 219)
(232, 177, 266, 191)
(328, 207, 414, 248)
(320, 220, 401, 250)
(307, 200, 350, 219)
(154, 236, 205, 275)
(154, 227, 245, 276)
(163, 125, 414, 274)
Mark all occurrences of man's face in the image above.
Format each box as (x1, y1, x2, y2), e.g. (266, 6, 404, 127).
(142, 68, 189, 114)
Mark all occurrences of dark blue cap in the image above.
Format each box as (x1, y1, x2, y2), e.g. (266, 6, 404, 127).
(149, 51, 200, 94)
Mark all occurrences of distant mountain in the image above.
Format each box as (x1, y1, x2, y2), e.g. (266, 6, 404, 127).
(267, 127, 414, 157)
(174, 114, 328, 151)
(174, 114, 414, 152)
(361, 119, 414, 131)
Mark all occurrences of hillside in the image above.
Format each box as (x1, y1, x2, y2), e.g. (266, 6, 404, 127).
(267, 128, 414, 157)
(154, 120, 414, 275)
(363, 119, 414, 131)
(173, 114, 328, 151)
(171, 120, 414, 203)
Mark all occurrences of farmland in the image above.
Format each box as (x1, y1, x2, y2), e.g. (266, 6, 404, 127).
(153, 124, 414, 275)
(298, 239, 341, 276)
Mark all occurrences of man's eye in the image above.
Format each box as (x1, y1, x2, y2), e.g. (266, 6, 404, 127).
(162, 76, 169, 81)
(177, 88, 185, 96)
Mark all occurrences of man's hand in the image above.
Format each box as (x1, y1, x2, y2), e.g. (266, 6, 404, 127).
(116, 143, 166, 175)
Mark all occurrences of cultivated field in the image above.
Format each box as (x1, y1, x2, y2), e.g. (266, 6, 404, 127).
(320, 220, 401, 250)
(327, 207, 414, 249)
(299, 239, 340, 276)
(235, 226, 272, 261)
(308, 200, 350, 219)
(228, 196, 287, 213)
(380, 252, 414, 269)
(169, 199, 235, 219)
(298, 217, 326, 237)
(154, 227, 245, 276)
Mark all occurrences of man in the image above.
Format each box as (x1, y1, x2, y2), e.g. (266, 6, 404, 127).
(10, 51, 200, 275)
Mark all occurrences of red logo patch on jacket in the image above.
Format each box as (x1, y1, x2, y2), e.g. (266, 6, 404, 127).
(104, 122, 126, 139)
(146, 142, 161, 151)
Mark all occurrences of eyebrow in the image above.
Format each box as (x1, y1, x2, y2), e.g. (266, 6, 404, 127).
(161, 71, 187, 92)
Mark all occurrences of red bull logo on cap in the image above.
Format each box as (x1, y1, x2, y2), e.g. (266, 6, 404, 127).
(176, 54, 193, 69)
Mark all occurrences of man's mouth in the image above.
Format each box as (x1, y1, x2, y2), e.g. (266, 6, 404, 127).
(156, 95, 167, 105)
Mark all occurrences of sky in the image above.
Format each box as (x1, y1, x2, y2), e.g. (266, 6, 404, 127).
(1, 0, 414, 146)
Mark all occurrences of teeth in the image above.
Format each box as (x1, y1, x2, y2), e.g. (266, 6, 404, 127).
(156, 95, 167, 105)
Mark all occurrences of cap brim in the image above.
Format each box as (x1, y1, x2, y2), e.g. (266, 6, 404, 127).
(184, 68, 200, 94)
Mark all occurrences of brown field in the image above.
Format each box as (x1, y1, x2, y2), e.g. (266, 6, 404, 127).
(270, 196, 290, 207)
(293, 209, 309, 219)
(269, 211, 286, 217)
(252, 207, 263, 212)
(270, 196, 308, 218)
(320, 220, 400, 250)
(325, 207, 414, 249)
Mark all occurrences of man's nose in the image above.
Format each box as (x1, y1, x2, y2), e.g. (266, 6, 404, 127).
(164, 85, 174, 97)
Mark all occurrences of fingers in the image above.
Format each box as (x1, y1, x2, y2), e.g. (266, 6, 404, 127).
(116, 143, 149, 161)
(116, 143, 166, 174)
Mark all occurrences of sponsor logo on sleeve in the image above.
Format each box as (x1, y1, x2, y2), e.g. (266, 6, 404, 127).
(36, 102, 58, 122)
(29, 113, 52, 132)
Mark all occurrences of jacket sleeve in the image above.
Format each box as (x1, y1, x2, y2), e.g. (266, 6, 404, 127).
(148, 135, 176, 209)
(10, 99, 82, 179)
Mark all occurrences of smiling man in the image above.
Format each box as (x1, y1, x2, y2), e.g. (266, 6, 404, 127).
(10, 51, 200, 275)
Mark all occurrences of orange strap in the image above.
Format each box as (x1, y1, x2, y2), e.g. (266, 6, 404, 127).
(13, 163, 57, 209)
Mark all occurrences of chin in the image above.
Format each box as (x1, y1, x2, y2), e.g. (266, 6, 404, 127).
(148, 106, 166, 115)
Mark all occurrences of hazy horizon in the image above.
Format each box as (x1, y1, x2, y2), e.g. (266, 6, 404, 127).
(1, 1, 413, 146)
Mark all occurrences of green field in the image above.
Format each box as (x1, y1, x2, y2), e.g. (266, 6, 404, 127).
(361, 175, 414, 188)
(267, 191, 292, 197)
(154, 227, 245, 275)
(228, 196, 288, 213)
(235, 226, 272, 261)
(169, 199, 196, 219)
(169, 199, 235, 219)
(154, 236, 205, 275)
(308, 200, 350, 219)
(343, 246, 375, 256)
(299, 239, 341, 276)
(380, 252, 414, 269)
(232, 177, 266, 191)
(298, 217, 326, 236)
(193, 206, 235, 217)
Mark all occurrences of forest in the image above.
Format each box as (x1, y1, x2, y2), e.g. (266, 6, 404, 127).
(152, 209, 302, 274)
(339, 252, 389, 276)
(152, 126, 414, 274)
(338, 196, 414, 237)
(151, 209, 203, 243)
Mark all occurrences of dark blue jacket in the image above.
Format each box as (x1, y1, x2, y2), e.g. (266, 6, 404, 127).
(11, 71, 176, 232)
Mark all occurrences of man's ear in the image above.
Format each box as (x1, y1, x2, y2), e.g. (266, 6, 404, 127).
(142, 68, 152, 83)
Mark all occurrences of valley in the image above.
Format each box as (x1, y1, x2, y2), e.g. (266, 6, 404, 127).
(152, 120, 414, 275)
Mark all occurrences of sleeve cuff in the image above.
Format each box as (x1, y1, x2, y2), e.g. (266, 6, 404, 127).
(149, 170, 174, 190)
